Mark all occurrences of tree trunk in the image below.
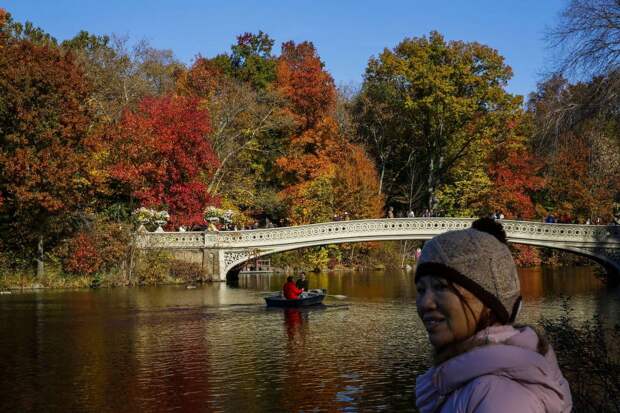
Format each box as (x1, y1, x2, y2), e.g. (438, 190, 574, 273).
(36, 235, 45, 277)
(378, 163, 385, 195)
(428, 157, 435, 213)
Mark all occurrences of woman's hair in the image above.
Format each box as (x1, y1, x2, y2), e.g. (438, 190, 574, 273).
(445, 280, 499, 333)
(286, 276, 294, 282)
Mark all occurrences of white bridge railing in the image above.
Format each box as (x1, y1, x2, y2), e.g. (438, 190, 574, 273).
(135, 218, 620, 278)
(136, 218, 620, 249)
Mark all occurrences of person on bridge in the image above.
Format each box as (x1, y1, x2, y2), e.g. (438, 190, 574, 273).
(414, 217, 572, 412)
(296, 272, 309, 291)
(283, 276, 304, 300)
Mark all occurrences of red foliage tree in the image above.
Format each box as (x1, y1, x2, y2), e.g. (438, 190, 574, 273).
(487, 142, 544, 219)
(107, 95, 220, 227)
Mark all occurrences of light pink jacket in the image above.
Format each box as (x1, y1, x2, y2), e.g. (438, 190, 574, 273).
(416, 325, 572, 413)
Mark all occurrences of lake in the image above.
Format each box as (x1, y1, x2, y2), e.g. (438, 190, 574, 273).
(1, 267, 619, 412)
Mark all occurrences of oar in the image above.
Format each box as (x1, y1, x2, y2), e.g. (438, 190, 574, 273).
(327, 294, 347, 299)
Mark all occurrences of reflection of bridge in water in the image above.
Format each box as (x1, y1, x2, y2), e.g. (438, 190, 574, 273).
(136, 218, 620, 281)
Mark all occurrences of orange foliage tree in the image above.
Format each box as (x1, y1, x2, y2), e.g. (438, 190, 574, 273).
(175, 56, 224, 99)
(0, 17, 96, 273)
(276, 41, 336, 130)
(334, 145, 385, 219)
(275, 41, 383, 224)
(546, 131, 618, 221)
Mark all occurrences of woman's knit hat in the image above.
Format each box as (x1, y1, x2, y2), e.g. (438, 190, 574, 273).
(415, 218, 522, 324)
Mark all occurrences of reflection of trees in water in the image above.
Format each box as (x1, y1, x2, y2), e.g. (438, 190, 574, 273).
(519, 266, 605, 300)
(241, 270, 417, 300)
(131, 307, 213, 412)
(5, 268, 618, 412)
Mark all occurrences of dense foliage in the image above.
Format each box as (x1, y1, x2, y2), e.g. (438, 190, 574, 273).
(0, 4, 618, 278)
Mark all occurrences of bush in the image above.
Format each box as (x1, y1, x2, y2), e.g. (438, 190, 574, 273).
(62, 232, 103, 275)
(540, 298, 620, 412)
(132, 250, 172, 284)
(511, 244, 542, 267)
(54, 218, 132, 277)
(168, 259, 204, 283)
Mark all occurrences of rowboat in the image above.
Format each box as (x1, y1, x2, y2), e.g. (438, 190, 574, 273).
(265, 289, 326, 308)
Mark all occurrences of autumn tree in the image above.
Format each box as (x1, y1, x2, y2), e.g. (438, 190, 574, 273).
(176, 54, 288, 219)
(485, 117, 545, 219)
(62, 32, 183, 122)
(536, 123, 618, 221)
(353, 31, 521, 213)
(106, 95, 220, 227)
(529, 76, 620, 222)
(276, 41, 383, 223)
(0, 13, 95, 275)
(334, 145, 384, 219)
(276, 41, 336, 130)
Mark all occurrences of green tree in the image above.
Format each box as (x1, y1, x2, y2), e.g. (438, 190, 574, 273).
(230, 31, 277, 90)
(354, 31, 521, 213)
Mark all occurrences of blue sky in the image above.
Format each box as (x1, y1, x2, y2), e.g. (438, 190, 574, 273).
(3, 0, 565, 97)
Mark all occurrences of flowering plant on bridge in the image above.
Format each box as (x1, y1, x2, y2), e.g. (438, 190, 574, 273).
(203, 206, 248, 228)
(204, 206, 225, 221)
(132, 207, 169, 225)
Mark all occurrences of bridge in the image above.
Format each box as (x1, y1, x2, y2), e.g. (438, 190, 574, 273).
(135, 218, 620, 281)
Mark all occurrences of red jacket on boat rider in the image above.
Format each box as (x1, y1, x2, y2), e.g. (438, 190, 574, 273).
(283, 276, 303, 299)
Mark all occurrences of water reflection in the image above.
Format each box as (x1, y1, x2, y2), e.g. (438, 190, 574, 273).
(0, 267, 618, 412)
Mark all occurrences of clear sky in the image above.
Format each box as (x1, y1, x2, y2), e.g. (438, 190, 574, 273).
(3, 0, 565, 97)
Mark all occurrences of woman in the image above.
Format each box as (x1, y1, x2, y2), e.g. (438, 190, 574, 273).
(415, 218, 572, 412)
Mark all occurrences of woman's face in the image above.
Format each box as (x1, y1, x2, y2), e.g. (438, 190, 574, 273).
(415, 275, 486, 350)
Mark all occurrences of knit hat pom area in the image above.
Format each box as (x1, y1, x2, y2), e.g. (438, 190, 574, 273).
(415, 218, 522, 324)
(471, 217, 507, 244)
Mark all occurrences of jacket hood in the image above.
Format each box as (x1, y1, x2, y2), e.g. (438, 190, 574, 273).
(416, 325, 572, 413)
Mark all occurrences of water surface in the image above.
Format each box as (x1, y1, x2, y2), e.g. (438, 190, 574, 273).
(1, 267, 618, 412)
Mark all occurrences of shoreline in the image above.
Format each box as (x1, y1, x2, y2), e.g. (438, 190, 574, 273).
(0, 263, 601, 292)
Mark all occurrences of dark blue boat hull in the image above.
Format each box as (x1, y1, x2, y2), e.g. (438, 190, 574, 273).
(265, 290, 326, 308)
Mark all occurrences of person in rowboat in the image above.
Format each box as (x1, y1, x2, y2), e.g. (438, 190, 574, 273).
(296, 272, 309, 291)
(283, 276, 304, 300)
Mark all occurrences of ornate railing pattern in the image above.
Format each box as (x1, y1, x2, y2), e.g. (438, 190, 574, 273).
(136, 218, 620, 249)
(135, 218, 620, 279)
